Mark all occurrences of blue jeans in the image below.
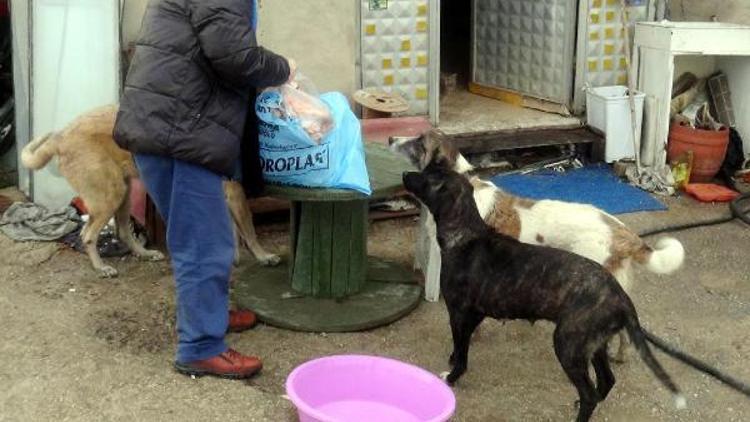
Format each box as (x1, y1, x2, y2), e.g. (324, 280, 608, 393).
(134, 154, 233, 363)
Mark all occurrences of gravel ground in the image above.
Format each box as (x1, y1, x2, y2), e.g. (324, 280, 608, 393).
(1, 192, 749, 421)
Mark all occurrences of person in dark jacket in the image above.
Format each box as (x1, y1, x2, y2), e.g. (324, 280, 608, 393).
(113, 0, 293, 379)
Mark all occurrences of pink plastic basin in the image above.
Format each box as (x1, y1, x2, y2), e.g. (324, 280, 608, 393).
(286, 355, 456, 422)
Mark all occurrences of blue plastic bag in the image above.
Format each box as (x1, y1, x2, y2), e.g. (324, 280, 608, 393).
(256, 90, 372, 195)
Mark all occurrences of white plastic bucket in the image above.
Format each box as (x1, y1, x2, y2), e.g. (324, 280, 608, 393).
(586, 85, 645, 163)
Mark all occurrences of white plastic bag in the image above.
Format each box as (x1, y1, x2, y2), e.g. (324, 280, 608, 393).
(262, 74, 333, 143)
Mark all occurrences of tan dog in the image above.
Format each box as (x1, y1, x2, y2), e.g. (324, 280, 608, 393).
(21, 105, 280, 277)
(223, 180, 281, 267)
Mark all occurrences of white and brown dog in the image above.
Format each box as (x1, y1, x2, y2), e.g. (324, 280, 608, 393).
(390, 132, 685, 361)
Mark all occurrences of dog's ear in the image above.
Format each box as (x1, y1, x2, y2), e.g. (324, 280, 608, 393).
(423, 130, 461, 171)
(424, 129, 448, 152)
(424, 175, 447, 202)
(420, 130, 440, 164)
(429, 151, 453, 170)
(439, 142, 459, 167)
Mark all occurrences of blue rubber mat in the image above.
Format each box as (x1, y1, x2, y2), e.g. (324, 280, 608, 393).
(490, 164, 667, 215)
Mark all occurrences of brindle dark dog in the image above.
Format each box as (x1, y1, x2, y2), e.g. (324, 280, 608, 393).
(404, 161, 750, 421)
(403, 161, 750, 419)
(403, 162, 685, 421)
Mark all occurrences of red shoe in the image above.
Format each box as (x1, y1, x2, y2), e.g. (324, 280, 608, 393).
(228, 309, 257, 332)
(174, 349, 263, 379)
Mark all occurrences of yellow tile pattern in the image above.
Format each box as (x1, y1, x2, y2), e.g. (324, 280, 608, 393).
(585, 0, 647, 87)
(361, 0, 429, 114)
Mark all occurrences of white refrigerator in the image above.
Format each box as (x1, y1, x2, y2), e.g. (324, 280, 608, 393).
(12, 0, 121, 208)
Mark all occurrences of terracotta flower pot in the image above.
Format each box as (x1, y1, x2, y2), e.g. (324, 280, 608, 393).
(667, 121, 729, 183)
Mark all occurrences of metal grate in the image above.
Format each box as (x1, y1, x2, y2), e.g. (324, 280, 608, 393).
(473, 0, 577, 105)
(708, 72, 736, 128)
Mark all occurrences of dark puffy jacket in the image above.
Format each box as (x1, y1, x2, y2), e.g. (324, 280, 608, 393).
(114, 0, 289, 177)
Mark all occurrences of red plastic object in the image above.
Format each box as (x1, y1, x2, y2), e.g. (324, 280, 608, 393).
(360, 116, 432, 144)
(685, 183, 740, 203)
(129, 178, 147, 226)
(70, 197, 88, 215)
(69, 180, 146, 226)
(667, 122, 730, 183)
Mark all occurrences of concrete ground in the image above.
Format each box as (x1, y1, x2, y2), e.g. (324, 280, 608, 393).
(1, 192, 749, 421)
(438, 90, 582, 136)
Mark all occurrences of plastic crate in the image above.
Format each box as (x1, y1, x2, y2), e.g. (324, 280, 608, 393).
(586, 85, 645, 163)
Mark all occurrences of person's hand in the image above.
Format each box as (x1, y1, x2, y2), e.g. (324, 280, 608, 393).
(286, 58, 297, 83)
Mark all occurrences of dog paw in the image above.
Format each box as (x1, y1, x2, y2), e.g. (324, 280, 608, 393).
(440, 370, 461, 386)
(98, 265, 119, 278)
(445, 373, 460, 386)
(258, 254, 281, 267)
(140, 250, 165, 262)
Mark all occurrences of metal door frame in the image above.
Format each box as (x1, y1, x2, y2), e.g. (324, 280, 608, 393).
(428, 0, 440, 125)
(10, 0, 32, 195)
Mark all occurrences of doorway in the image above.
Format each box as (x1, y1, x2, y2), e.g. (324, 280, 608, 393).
(437, 0, 581, 136)
(0, 0, 15, 187)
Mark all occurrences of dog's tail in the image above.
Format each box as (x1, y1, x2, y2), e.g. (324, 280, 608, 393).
(625, 315, 686, 409)
(642, 328, 750, 398)
(21, 132, 60, 170)
(636, 237, 685, 275)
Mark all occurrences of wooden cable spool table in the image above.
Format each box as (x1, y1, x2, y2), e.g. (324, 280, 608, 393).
(233, 143, 422, 332)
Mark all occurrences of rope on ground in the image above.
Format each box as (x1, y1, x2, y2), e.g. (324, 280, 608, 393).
(639, 191, 750, 237)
